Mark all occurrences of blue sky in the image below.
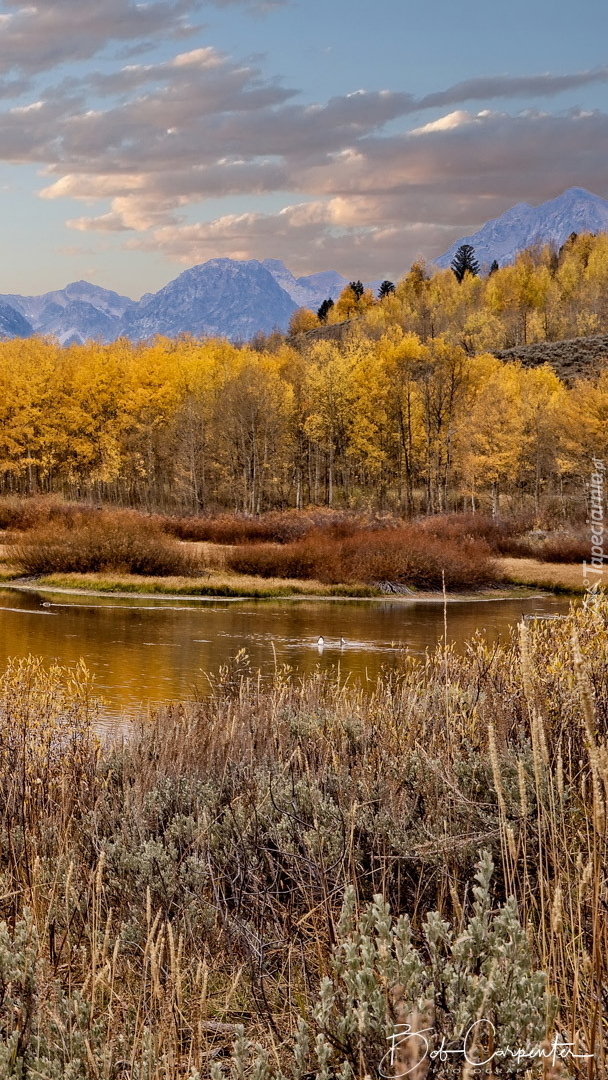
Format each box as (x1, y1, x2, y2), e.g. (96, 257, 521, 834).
(1, 0, 608, 297)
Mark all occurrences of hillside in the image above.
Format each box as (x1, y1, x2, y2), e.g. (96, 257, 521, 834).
(493, 334, 608, 382)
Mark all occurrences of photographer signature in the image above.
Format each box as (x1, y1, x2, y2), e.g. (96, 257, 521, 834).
(378, 1019, 594, 1077)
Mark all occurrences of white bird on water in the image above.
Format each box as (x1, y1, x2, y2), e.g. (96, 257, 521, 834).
(317, 636, 325, 646)
(340, 637, 346, 646)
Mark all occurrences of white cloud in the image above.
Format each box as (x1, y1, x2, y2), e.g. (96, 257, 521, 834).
(1, 18, 608, 278)
(0, 0, 265, 76)
(410, 110, 474, 135)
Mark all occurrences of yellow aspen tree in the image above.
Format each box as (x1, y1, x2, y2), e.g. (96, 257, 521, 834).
(457, 355, 524, 513)
(517, 364, 566, 510)
(288, 308, 319, 335)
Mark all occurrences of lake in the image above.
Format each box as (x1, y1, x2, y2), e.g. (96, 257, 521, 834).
(0, 587, 573, 724)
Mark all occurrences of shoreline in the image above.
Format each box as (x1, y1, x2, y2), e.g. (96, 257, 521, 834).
(0, 575, 568, 604)
(0, 555, 585, 602)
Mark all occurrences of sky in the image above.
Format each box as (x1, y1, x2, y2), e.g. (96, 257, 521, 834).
(2, 0, 608, 297)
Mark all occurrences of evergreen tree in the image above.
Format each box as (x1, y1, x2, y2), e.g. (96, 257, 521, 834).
(559, 232, 579, 261)
(317, 297, 334, 323)
(378, 280, 395, 299)
(489, 259, 499, 276)
(349, 280, 365, 300)
(451, 244, 480, 282)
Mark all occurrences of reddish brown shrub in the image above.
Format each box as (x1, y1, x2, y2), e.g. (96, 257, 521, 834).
(163, 509, 401, 545)
(226, 526, 497, 590)
(13, 511, 201, 576)
(0, 496, 101, 532)
(536, 531, 590, 563)
(418, 512, 536, 553)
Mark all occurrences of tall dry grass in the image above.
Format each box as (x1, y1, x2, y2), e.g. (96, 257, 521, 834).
(0, 601, 605, 1075)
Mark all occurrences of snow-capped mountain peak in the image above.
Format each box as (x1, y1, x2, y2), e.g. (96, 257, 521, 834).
(436, 187, 608, 269)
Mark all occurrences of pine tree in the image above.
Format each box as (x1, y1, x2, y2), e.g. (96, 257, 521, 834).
(349, 280, 365, 300)
(378, 280, 395, 299)
(451, 244, 480, 282)
(489, 259, 499, 276)
(317, 297, 334, 323)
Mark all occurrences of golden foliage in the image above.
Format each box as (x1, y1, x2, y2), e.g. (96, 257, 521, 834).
(2, 232, 608, 513)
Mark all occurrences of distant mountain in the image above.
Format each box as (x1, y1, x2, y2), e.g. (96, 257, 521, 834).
(120, 259, 298, 341)
(262, 262, 383, 309)
(0, 302, 32, 340)
(0, 281, 135, 345)
(299, 270, 350, 300)
(0, 259, 386, 345)
(436, 187, 608, 270)
(262, 260, 349, 308)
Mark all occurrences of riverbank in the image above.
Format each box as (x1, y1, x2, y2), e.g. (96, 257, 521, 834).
(0, 603, 604, 1076)
(0, 555, 585, 599)
(0, 571, 553, 602)
(495, 556, 586, 592)
(0, 507, 591, 598)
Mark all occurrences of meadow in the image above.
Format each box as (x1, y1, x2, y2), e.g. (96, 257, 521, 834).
(0, 599, 604, 1077)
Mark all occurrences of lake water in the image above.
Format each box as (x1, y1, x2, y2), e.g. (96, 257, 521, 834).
(0, 587, 573, 723)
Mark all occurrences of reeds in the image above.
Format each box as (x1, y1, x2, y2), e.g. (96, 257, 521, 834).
(0, 603, 605, 1075)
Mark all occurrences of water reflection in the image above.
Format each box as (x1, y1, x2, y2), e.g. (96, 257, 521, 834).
(0, 587, 573, 723)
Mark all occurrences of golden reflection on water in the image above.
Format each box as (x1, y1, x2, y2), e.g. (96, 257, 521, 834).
(0, 589, 572, 723)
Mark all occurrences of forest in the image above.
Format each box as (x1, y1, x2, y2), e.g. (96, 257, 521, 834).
(1, 232, 608, 516)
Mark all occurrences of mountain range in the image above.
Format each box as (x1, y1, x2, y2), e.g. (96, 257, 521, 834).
(0, 260, 355, 345)
(436, 187, 608, 269)
(1, 187, 608, 344)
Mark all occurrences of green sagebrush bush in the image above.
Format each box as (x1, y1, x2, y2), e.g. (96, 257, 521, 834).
(0, 905, 186, 1080)
(211, 852, 554, 1080)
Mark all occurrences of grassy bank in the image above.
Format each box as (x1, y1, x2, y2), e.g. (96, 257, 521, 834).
(0, 602, 605, 1076)
(0, 500, 593, 597)
(15, 570, 379, 599)
(498, 557, 587, 593)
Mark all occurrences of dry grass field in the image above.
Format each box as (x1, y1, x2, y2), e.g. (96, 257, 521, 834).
(0, 602, 604, 1076)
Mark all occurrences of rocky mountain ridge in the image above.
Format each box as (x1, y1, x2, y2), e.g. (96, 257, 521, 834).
(3, 188, 608, 344)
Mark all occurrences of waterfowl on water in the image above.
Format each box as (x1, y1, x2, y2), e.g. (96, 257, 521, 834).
(339, 637, 346, 646)
(317, 636, 325, 646)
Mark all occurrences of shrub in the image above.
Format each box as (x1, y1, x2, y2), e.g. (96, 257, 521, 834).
(537, 530, 589, 563)
(213, 853, 553, 1080)
(226, 527, 497, 590)
(418, 512, 536, 554)
(0, 495, 98, 532)
(418, 512, 594, 562)
(12, 511, 201, 576)
(162, 510, 399, 545)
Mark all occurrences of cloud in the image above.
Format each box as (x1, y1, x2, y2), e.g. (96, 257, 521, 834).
(0, 0, 265, 75)
(125, 202, 457, 279)
(417, 68, 608, 109)
(410, 110, 475, 135)
(117, 109, 608, 276)
(2, 21, 608, 279)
